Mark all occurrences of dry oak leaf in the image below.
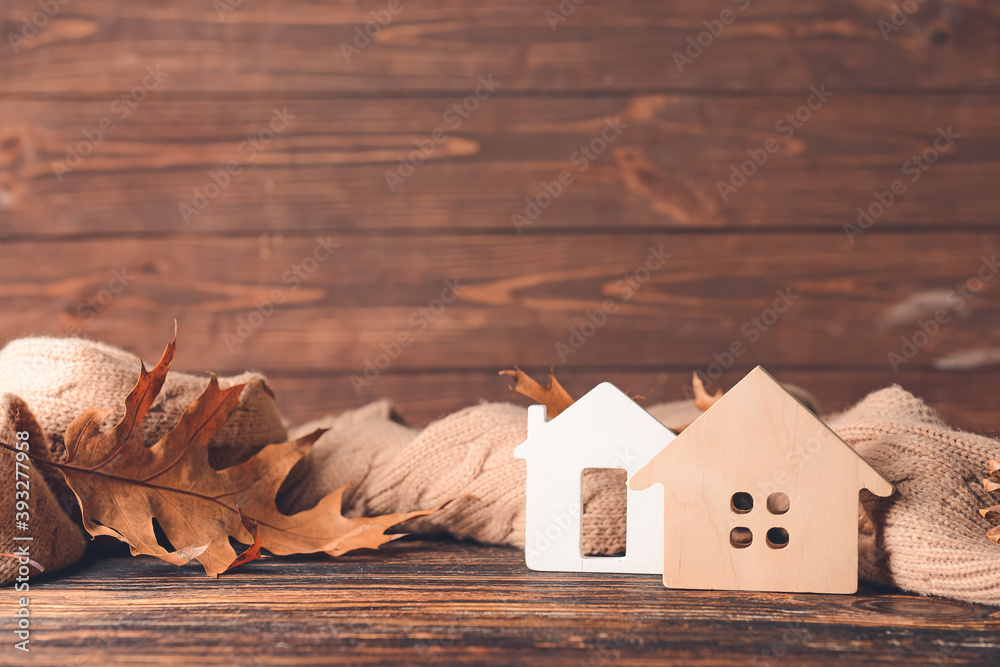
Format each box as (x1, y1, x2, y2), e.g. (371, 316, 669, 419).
(53, 335, 430, 577)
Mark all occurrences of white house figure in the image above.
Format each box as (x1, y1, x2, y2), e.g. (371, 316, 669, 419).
(513, 382, 675, 574)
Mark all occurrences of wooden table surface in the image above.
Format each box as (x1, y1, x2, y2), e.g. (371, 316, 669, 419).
(5, 540, 1000, 666)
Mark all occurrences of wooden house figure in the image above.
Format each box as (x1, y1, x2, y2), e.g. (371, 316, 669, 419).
(629, 366, 893, 594)
(514, 382, 675, 574)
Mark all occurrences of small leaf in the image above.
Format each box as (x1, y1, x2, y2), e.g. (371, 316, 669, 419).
(500, 367, 574, 418)
(224, 508, 262, 573)
(692, 372, 723, 411)
(982, 460, 1000, 543)
(979, 505, 1000, 521)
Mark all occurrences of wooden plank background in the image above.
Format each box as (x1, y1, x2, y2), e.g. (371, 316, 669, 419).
(1, 0, 999, 434)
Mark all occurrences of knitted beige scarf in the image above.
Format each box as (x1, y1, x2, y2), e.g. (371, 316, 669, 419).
(2, 337, 998, 606)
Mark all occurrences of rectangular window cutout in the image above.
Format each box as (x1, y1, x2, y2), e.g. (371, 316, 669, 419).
(580, 468, 627, 557)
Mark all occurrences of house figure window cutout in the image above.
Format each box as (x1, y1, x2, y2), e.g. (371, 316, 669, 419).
(629, 366, 894, 594)
(513, 382, 676, 574)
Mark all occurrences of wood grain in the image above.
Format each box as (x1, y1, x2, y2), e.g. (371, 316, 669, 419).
(1, 0, 999, 94)
(0, 94, 994, 235)
(5, 232, 1000, 429)
(5, 541, 999, 666)
(267, 368, 1000, 435)
(2, 232, 998, 371)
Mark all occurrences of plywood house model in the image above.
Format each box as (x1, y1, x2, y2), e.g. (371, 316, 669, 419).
(629, 366, 894, 594)
(513, 382, 676, 574)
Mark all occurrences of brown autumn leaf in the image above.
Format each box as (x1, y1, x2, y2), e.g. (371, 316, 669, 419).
(692, 372, 723, 411)
(979, 505, 1000, 521)
(500, 367, 575, 418)
(497, 369, 817, 433)
(981, 460, 1000, 542)
(41, 334, 430, 577)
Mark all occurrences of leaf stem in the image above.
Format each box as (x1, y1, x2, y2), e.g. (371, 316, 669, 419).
(0, 440, 241, 516)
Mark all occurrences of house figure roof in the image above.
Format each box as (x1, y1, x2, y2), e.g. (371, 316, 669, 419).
(514, 381, 672, 460)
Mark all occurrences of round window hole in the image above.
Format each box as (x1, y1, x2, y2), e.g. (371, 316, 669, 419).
(731, 492, 753, 513)
(767, 492, 790, 515)
(730, 527, 753, 549)
(766, 527, 789, 549)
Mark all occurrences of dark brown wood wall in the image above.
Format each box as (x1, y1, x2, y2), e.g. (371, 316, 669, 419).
(1, 0, 999, 432)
